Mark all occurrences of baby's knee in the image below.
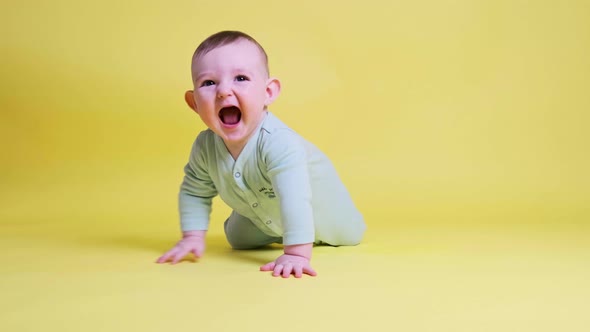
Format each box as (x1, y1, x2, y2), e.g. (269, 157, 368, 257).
(224, 219, 280, 249)
(338, 229, 364, 246)
(323, 223, 366, 246)
(224, 225, 258, 250)
(228, 241, 260, 250)
(227, 237, 279, 250)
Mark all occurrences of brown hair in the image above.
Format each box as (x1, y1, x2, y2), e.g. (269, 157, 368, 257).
(192, 30, 269, 75)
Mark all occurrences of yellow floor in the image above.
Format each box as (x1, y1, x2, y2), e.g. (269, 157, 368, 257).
(1, 167, 588, 331)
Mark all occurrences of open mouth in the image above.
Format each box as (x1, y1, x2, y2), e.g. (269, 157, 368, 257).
(219, 106, 241, 125)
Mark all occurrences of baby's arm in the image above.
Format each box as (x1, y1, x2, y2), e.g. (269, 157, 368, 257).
(259, 129, 318, 277)
(260, 243, 317, 278)
(156, 230, 206, 264)
(157, 132, 216, 264)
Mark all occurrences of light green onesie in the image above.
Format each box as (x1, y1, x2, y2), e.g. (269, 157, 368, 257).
(179, 112, 366, 247)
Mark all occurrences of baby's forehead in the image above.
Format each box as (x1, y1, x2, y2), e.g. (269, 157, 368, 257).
(192, 40, 269, 75)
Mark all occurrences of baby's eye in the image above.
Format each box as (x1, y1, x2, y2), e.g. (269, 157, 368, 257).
(235, 75, 249, 82)
(200, 80, 215, 87)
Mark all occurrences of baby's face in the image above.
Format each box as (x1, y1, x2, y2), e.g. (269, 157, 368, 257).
(189, 40, 275, 151)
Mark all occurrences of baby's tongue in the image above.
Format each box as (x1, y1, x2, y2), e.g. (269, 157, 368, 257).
(220, 107, 241, 125)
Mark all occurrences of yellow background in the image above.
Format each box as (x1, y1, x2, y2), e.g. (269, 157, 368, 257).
(1, 0, 589, 331)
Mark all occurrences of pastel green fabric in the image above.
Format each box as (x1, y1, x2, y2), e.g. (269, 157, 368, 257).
(178, 112, 366, 246)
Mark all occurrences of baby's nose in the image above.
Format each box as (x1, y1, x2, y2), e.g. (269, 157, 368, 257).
(216, 82, 232, 99)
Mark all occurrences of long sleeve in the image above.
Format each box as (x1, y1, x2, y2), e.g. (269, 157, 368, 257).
(262, 129, 315, 245)
(178, 132, 218, 232)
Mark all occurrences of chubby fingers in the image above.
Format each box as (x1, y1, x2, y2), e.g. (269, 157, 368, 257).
(281, 263, 294, 278)
(260, 262, 316, 278)
(302, 265, 317, 277)
(284, 264, 316, 278)
(156, 249, 175, 264)
(272, 264, 285, 277)
(171, 246, 191, 264)
(293, 265, 303, 278)
(260, 262, 276, 271)
(261, 262, 292, 277)
(156, 246, 190, 264)
(191, 247, 203, 258)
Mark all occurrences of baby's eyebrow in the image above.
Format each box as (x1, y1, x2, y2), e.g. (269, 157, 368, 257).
(194, 72, 212, 81)
(230, 67, 259, 75)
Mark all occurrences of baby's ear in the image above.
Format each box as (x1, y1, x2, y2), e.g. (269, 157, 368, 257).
(184, 90, 199, 113)
(264, 78, 281, 106)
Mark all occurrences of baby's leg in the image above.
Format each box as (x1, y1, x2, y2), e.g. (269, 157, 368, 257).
(315, 218, 366, 247)
(223, 211, 282, 249)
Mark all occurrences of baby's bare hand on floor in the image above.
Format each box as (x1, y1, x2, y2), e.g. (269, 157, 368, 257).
(260, 254, 317, 278)
(156, 232, 206, 264)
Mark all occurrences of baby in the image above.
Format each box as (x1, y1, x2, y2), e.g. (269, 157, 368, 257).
(157, 31, 366, 278)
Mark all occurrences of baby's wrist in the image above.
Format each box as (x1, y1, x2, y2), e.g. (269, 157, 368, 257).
(182, 230, 207, 239)
(284, 243, 313, 260)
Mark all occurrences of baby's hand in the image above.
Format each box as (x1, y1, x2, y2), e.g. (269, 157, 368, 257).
(260, 254, 317, 278)
(156, 230, 206, 264)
